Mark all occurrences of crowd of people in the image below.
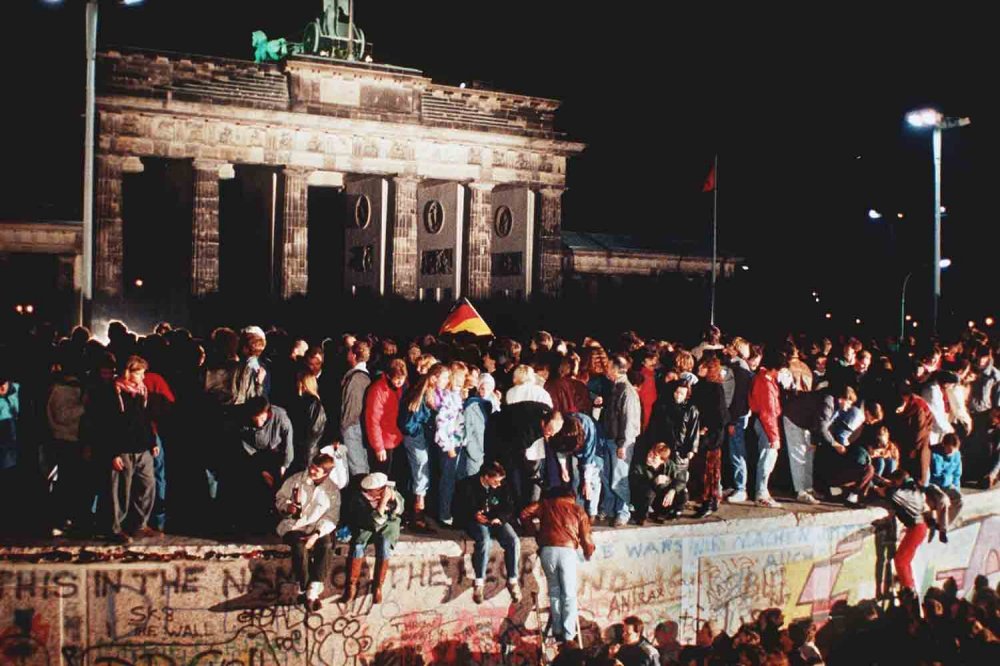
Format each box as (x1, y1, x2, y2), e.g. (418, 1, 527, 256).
(548, 576, 1000, 664)
(2, 318, 1000, 655)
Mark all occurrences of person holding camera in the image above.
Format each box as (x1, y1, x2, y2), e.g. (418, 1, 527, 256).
(342, 471, 404, 603)
(275, 453, 341, 611)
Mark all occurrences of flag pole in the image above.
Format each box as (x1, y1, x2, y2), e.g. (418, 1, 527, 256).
(709, 154, 719, 326)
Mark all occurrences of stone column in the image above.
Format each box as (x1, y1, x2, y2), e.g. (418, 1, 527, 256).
(538, 187, 564, 297)
(391, 176, 420, 300)
(280, 166, 311, 299)
(466, 182, 494, 300)
(94, 154, 124, 297)
(191, 160, 228, 297)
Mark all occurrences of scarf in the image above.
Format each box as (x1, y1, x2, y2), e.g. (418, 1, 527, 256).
(115, 377, 147, 411)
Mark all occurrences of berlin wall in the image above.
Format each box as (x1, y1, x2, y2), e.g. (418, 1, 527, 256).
(2, 489, 998, 665)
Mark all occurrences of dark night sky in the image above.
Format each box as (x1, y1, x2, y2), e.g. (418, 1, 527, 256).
(6, 1, 998, 325)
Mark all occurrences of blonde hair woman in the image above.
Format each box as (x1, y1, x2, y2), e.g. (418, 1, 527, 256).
(400, 363, 449, 529)
(435, 362, 468, 525)
(287, 367, 327, 475)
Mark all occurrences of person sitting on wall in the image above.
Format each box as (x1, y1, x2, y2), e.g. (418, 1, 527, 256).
(926, 432, 964, 543)
(275, 453, 340, 611)
(645, 380, 700, 519)
(341, 472, 404, 603)
(453, 461, 522, 605)
(629, 442, 673, 525)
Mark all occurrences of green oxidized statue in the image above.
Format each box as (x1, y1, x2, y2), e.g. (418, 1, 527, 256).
(251, 31, 290, 63)
(302, 0, 366, 60)
(253, 1, 366, 63)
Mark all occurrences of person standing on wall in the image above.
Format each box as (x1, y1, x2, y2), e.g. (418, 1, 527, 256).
(520, 485, 595, 649)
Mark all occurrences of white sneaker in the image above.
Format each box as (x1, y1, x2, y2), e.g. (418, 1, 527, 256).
(828, 487, 843, 497)
(727, 490, 749, 504)
(845, 493, 860, 505)
(440, 517, 454, 526)
(756, 495, 783, 509)
(797, 491, 820, 505)
(306, 581, 324, 601)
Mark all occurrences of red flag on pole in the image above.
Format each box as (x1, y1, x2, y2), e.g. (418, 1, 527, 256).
(702, 165, 716, 192)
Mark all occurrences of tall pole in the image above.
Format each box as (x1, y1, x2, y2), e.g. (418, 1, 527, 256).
(900, 271, 913, 342)
(932, 126, 942, 335)
(347, 0, 355, 61)
(709, 154, 719, 326)
(81, 0, 98, 326)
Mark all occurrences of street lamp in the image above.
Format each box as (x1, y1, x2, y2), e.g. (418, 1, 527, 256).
(900, 259, 952, 340)
(906, 108, 970, 334)
(46, 0, 144, 326)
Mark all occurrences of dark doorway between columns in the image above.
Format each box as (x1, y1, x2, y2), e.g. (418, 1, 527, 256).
(307, 186, 346, 300)
(219, 164, 283, 312)
(121, 158, 193, 303)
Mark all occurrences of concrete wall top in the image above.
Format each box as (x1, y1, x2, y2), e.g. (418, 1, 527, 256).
(3, 489, 996, 565)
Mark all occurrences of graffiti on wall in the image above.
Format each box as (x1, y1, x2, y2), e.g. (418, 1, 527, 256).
(1, 508, 998, 664)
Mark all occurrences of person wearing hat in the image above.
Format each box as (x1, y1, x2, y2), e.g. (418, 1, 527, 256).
(275, 453, 340, 611)
(341, 471, 404, 603)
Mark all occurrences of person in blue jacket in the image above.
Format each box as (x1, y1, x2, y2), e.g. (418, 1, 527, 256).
(927, 432, 964, 543)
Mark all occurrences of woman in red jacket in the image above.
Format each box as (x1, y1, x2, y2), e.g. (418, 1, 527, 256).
(364, 359, 407, 477)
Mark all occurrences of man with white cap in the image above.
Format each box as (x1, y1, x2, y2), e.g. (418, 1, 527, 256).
(341, 471, 404, 603)
(275, 453, 340, 611)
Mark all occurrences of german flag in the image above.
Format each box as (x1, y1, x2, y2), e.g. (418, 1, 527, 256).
(439, 298, 493, 337)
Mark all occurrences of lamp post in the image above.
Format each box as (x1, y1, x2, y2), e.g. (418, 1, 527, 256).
(49, 0, 143, 326)
(905, 108, 970, 335)
(899, 258, 951, 340)
(81, 0, 98, 327)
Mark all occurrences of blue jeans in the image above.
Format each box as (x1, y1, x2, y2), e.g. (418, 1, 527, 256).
(572, 461, 603, 517)
(600, 439, 633, 521)
(151, 434, 167, 530)
(873, 457, 898, 477)
(460, 438, 484, 481)
(466, 522, 520, 581)
(754, 419, 779, 499)
(727, 413, 751, 492)
(350, 519, 401, 560)
(540, 546, 580, 641)
(341, 423, 370, 477)
(403, 433, 430, 496)
(438, 448, 462, 522)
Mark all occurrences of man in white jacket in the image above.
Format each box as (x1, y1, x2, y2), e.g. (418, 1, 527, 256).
(920, 371, 958, 446)
(275, 453, 341, 610)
